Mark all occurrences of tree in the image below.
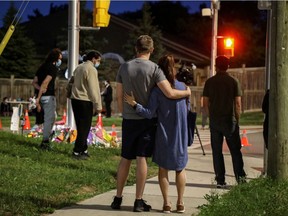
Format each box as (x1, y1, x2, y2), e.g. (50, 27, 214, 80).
(123, 3, 165, 63)
(118, 1, 267, 67)
(27, 9, 44, 20)
(0, 2, 38, 78)
(217, 1, 267, 67)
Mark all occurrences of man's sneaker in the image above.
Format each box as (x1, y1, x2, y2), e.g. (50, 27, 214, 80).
(82, 150, 90, 158)
(72, 152, 89, 160)
(133, 199, 152, 212)
(216, 182, 227, 189)
(237, 176, 247, 185)
(40, 141, 51, 150)
(111, 196, 122, 210)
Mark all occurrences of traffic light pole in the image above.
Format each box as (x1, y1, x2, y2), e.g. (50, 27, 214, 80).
(67, 0, 80, 128)
(210, 0, 219, 77)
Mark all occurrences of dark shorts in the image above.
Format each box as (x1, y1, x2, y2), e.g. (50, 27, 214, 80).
(121, 118, 157, 160)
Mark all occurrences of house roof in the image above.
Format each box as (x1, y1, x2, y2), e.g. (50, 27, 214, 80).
(110, 15, 210, 67)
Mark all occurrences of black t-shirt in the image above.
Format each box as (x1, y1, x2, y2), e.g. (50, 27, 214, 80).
(203, 72, 242, 122)
(35, 62, 58, 96)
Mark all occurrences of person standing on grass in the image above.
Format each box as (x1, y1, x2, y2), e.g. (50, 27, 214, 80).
(124, 54, 188, 213)
(70, 50, 102, 160)
(35, 48, 62, 150)
(111, 35, 190, 212)
(202, 55, 246, 188)
(101, 80, 113, 118)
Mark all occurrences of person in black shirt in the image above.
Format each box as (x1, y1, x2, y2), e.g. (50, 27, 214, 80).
(1, 97, 11, 116)
(101, 80, 113, 118)
(35, 48, 62, 150)
(203, 56, 246, 188)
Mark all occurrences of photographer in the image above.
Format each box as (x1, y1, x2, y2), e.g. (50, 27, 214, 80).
(176, 63, 195, 86)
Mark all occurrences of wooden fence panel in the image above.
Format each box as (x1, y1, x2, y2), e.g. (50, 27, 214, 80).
(0, 66, 267, 116)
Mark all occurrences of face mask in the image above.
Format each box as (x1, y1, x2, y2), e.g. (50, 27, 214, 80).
(56, 59, 62, 67)
(95, 62, 100, 68)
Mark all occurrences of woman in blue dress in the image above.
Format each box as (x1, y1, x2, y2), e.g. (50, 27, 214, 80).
(124, 54, 189, 213)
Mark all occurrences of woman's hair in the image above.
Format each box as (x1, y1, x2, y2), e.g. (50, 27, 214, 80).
(85, 50, 102, 61)
(158, 54, 175, 87)
(45, 48, 62, 63)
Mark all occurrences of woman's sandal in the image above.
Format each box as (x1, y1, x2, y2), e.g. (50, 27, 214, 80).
(176, 203, 185, 213)
(163, 203, 172, 213)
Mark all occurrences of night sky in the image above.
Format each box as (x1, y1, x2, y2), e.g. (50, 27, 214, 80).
(0, 1, 208, 27)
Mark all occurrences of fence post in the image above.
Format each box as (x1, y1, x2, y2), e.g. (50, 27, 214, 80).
(10, 75, 14, 99)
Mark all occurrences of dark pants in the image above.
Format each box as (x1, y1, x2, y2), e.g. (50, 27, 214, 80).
(34, 108, 44, 125)
(105, 100, 112, 117)
(71, 99, 93, 153)
(209, 119, 246, 183)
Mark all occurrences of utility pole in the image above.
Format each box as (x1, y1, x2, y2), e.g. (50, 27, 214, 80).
(258, 0, 272, 176)
(267, 1, 288, 180)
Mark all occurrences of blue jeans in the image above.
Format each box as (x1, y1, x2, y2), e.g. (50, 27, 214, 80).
(209, 118, 246, 183)
(40, 96, 56, 142)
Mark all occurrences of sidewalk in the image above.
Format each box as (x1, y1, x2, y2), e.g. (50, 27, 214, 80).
(50, 127, 264, 216)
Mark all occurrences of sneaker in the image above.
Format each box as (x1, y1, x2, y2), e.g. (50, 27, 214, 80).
(133, 199, 152, 212)
(82, 150, 90, 158)
(237, 176, 247, 185)
(216, 182, 227, 189)
(72, 152, 88, 160)
(176, 203, 185, 213)
(40, 141, 51, 150)
(111, 196, 122, 210)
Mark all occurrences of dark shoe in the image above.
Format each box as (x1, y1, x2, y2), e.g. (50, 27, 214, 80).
(237, 176, 247, 184)
(40, 141, 51, 150)
(133, 199, 152, 212)
(72, 152, 88, 160)
(216, 182, 227, 189)
(82, 150, 90, 158)
(111, 196, 122, 210)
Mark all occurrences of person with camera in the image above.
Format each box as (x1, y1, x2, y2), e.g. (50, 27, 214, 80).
(124, 54, 190, 213)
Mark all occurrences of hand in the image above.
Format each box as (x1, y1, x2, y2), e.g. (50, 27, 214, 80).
(186, 86, 191, 96)
(36, 99, 41, 112)
(36, 103, 41, 112)
(124, 92, 137, 106)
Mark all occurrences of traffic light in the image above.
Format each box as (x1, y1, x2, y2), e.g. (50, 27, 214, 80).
(93, 0, 110, 27)
(223, 37, 234, 57)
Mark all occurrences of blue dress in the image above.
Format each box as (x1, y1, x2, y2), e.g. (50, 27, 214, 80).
(135, 80, 188, 171)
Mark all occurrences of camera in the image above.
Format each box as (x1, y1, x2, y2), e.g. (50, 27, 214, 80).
(176, 63, 196, 86)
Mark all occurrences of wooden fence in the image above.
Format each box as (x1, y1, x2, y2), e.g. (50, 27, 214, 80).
(190, 66, 266, 114)
(0, 66, 266, 116)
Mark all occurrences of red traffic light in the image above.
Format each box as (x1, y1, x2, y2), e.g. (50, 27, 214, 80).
(223, 37, 234, 57)
(224, 38, 234, 49)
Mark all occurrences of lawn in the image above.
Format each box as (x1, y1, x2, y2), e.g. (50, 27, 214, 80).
(0, 112, 265, 215)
